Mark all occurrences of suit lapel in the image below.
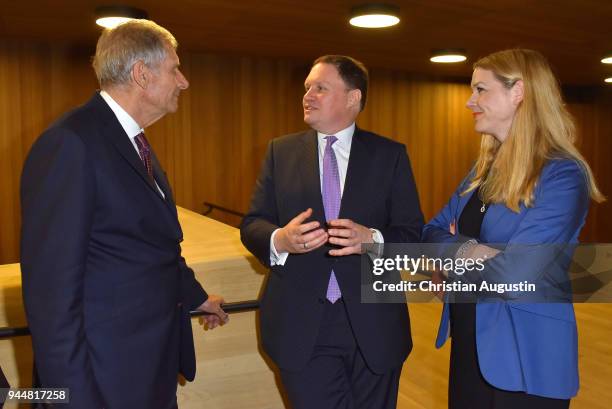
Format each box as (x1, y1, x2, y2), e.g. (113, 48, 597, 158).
(106, 125, 165, 200)
(91, 93, 177, 217)
(480, 203, 516, 243)
(298, 130, 326, 223)
(150, 153, 183, 236)
(151, 151, 178, 211)
(339, 128, 371, 220)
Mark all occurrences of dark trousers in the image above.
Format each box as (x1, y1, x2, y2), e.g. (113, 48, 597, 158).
(449, 303, 570, 409)
(280, 299, 402, 409)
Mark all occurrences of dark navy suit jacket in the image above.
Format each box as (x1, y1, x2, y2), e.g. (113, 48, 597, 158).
(422, 158, 588, 399)
(20, 93, 208, 409)
(241, 128, 424, 373)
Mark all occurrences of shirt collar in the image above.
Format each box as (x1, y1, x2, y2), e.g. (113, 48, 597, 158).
(99, 90, 143, 139)
(317, 122, 355, 150)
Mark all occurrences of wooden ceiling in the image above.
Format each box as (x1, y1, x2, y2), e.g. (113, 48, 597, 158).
(1, 0, 611, 85)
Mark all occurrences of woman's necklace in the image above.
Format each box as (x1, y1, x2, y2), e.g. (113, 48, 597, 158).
(478, 191, 487, 213)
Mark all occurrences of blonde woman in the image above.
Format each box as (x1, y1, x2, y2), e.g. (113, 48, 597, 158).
(422, 49, 604, 409)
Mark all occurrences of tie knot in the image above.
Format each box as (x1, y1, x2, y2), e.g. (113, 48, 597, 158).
(325, 135, 337, 147)
(135, 132, 150, 152)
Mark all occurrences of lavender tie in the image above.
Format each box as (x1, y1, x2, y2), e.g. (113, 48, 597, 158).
(323, 136, 342, 303)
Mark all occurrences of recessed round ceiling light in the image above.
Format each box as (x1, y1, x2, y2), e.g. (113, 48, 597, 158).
(95, 6, 148, 29)
(349, 4, 400, 28)
(601, 54, 612, 64)
(430, 49, 467, 63)
(605, 77, 612, 83)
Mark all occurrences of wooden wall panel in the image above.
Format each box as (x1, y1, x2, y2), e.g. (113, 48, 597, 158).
(568, 93, 612, 242)
(148, 54, 308, 227)
(359, 72, 480, 220)
(0, 42, 97, 265)
(1, 38, 610, 264)
(0, 43, 20, 265)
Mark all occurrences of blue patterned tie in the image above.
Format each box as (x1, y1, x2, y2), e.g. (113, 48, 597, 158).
(323, 136, 341, 303)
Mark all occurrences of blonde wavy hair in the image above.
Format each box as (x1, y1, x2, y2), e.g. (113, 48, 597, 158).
(464, 48, 605, 211)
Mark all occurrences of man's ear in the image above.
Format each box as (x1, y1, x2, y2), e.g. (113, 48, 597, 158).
(347, 89, 362, 110)
(511, 79, 524, 106)
(132, 60, 148, 89)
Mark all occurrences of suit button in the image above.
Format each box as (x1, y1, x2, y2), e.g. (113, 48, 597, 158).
(318, 298, 325, 304)
(177, 302, 183, 308)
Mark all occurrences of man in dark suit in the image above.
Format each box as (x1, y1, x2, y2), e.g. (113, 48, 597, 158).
(241, 55, 423, 409)
(20, 20, 228, 409)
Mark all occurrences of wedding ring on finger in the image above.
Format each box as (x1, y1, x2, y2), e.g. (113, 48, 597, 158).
(303, 242, 308, 249)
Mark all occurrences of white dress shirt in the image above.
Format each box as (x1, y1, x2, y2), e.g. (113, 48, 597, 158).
(99, 90, 165, 198)
(270, 123, 383, 265)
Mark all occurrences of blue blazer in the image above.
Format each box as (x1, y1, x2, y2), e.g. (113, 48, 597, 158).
(422, 158, 589, 400)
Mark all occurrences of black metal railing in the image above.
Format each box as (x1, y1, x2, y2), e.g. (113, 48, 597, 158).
(0, 300, 260, 340)
(202, 202, 245, 218)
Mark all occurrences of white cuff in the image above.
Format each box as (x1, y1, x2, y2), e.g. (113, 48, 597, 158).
(270, 229, 289, 266)
(367, 228, 384, 260)
(371, 228, 384, 244)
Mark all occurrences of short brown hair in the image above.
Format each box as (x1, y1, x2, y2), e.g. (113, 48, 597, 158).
(313, 55, 369, 111)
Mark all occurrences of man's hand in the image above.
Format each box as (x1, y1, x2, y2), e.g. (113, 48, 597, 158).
(196, 294, 229, 330)
(327, 219, 373, 256)
(274, 208, 328, 254)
